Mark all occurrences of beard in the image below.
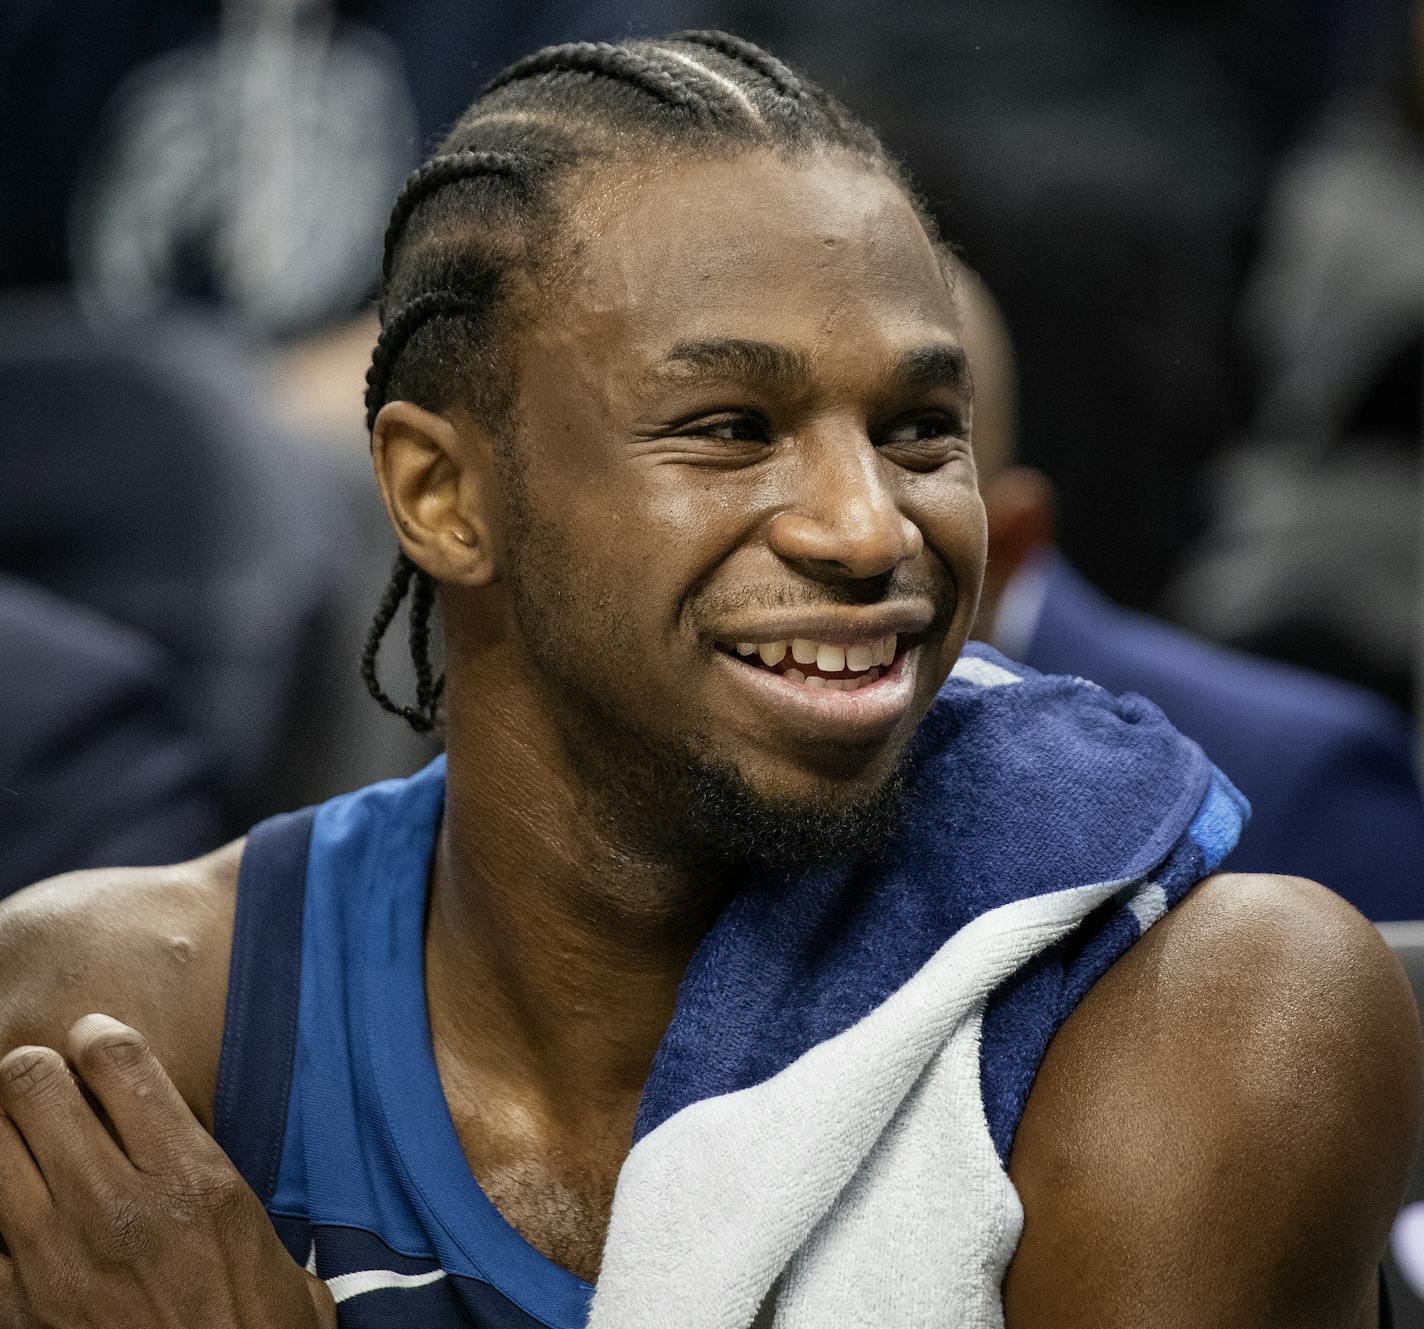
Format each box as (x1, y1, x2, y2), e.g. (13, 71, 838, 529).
(499, 465, 920, 874)
(663, 737, 916, 871)
(555, 692, 918, 872)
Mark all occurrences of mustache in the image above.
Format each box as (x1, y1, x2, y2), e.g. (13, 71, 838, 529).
(693, 574, 957, 624)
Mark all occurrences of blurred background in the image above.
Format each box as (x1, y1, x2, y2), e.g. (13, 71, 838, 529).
(0, 0, 1422, 1312)
(2, 0, 1420, 803)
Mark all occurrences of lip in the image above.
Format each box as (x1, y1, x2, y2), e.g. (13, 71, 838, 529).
(712, 637, 922, 743)
(710, 602, 936, 649)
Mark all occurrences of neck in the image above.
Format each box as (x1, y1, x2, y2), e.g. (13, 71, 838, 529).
(426, 661, 731, 1132)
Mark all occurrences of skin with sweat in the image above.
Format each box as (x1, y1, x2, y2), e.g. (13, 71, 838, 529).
(0, 148, 1416, 1328)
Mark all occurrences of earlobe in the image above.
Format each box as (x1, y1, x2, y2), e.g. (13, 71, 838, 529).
(370, 400, 500, 588)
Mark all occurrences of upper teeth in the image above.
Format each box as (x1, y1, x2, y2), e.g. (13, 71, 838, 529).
(733, 634, 897, 669)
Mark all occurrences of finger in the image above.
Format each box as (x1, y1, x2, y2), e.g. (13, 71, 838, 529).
(65, 1015, 216, 1175)
(0, 1110, 49, 1250)
(0, 1249, 28, 1329)
(0, 1044, 130, 1207)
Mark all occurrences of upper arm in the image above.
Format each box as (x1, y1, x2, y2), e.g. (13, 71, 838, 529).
(0, 845, 242, 1130)
(1003, 873, 1423, 1329)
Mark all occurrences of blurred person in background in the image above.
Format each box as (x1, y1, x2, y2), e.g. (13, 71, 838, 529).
(0, 0, 428, 840)
(683, 0, 1383, 614)
(0, 0, 652, 423)
(1170, 0, 1424, 726)
(960, 265, 1424, 921)
(0, 0, 657, 845)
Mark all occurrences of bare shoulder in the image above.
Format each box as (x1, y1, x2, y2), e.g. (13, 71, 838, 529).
(1004, 873, 1423, 1329)
(0, 840, 245, 1130)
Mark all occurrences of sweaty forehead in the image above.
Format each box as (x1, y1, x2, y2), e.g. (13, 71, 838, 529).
(548, 150, 956, 372)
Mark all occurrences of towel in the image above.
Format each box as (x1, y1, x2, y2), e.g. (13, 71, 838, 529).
(588, 643, 1248, 1329)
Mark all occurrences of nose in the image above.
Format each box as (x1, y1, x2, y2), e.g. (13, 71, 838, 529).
(767, 436, 924, 581)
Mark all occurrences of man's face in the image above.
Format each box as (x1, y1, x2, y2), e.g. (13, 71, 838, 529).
(485, 148, 985, 865)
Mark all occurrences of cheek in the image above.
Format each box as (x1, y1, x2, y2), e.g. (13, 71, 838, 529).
(510, 473, 703, 699)
(577, 467, 761, 621)
(910, 471, 988, 591)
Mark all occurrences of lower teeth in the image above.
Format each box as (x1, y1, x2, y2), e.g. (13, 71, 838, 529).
(780, 667, 881, 689)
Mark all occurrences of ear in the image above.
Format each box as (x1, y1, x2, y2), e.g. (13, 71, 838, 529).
(370, 401, 500, 587)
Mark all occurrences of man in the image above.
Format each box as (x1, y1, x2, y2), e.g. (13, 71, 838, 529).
(956, 266, 1424, 921)
(0, 32, 1418, 1329)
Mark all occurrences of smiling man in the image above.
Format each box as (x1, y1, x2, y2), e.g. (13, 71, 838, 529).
(0, 31, 1419, 1329)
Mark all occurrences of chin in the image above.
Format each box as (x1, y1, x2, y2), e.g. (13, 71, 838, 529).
(678, 741, 918, 872)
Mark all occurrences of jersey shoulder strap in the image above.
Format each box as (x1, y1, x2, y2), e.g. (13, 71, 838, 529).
(212, 805, 316, 1206)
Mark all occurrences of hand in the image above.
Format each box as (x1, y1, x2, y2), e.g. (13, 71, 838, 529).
(0, 1014, 336, 1329)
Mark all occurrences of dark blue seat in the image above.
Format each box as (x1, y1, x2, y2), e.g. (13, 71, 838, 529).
(0, 291, 349, 831)
(0, 573, 221, 895)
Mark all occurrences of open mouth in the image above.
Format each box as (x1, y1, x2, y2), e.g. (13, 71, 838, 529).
(718, 633, 907, 691)
(710, 624, 927, 742)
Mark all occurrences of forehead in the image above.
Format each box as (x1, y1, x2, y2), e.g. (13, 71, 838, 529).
(537, 149, 957, 379)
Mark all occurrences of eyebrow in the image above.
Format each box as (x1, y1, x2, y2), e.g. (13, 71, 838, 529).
(657, 338, 811, 391)
(654, 337, 970, 400)
(890, 343, 970, 399)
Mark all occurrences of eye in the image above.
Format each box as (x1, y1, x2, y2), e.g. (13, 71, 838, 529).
(877, 413, 967, 468)
(684, 412, 771, 444)
(645, 409, 775, 468)
(880, 414, 964, 445)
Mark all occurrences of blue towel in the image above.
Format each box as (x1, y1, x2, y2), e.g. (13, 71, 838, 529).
(589, 644, 1247, 1328)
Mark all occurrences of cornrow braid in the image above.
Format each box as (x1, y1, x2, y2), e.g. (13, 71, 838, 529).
(380, 149, 525, 282)
(665, 30, 805, 102)
(482, 41, 736, 118)
(364, 287, 486, 432)
(360, 552, 443, 733)
(361, 30, 948, 731)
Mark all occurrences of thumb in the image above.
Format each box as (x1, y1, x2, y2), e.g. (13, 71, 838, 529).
(0, 1254, 32, 1329)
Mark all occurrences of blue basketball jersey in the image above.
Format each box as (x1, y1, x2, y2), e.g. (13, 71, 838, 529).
(212, 647, 1248, 1327)
(214, 762, 590, 1327)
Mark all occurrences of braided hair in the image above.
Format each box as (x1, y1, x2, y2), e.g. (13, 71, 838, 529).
(360, 30, 945, 732)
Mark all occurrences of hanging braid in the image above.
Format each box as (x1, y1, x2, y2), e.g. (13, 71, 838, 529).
(360, 30, 945, 731)
(360, 552, 443, 732)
